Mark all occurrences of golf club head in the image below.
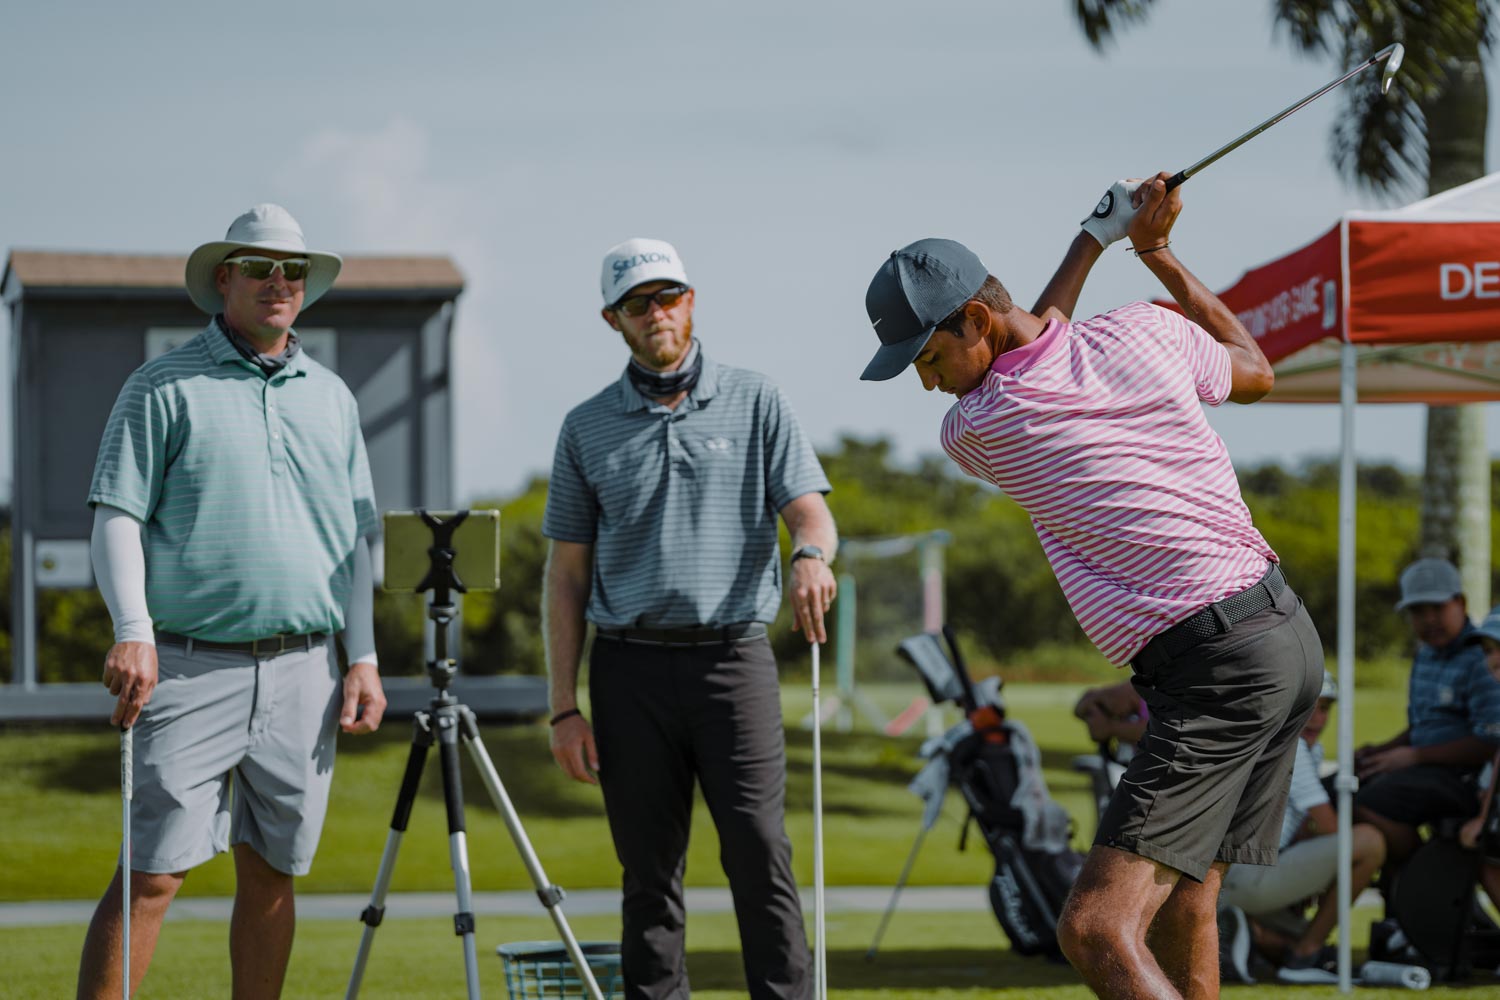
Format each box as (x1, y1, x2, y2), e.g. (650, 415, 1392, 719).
(1380, 43, 1405, 94)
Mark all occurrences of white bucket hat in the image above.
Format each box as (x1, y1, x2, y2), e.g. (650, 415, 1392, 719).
(184, 204, 342, 314)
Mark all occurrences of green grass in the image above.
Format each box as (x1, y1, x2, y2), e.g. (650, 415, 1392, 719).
(0, 681, 1436, 997)
(0, 682, 1410, 901)
(7, 910, 1496, 999)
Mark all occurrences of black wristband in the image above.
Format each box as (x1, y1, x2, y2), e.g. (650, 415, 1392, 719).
(1132, 241, 1171, 257)
(549, 708, 583, 727)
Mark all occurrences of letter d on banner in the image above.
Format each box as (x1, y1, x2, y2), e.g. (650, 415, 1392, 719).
(1441, 262, 1473, 301)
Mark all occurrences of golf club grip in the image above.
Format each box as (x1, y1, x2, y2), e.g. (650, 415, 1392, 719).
(940, 624, 979, 712)
(1164, 170, 1188, 191)
(121, 726, 133, 799)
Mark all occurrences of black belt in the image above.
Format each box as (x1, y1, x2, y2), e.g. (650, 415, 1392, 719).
(595, 623, 766, 647)
(156, 631, 328, 656)
(1133, 563, 1286, 671)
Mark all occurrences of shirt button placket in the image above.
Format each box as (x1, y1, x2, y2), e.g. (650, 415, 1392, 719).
(267, 381, 285, 476)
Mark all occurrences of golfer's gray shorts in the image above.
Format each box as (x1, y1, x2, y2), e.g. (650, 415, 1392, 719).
(125, 639, 341, 876)
(1094, 585, 1324, 881)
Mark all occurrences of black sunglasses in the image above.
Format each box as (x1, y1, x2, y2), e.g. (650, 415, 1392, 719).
(613, 284, 689, 318)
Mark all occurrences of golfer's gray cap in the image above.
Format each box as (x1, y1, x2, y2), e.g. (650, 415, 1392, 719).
(1468, 606, 1500, 645)
(861, 239, 989, 381)
(1395, 557, 1464, 610)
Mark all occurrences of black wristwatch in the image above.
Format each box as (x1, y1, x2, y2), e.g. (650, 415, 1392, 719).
(791, 544, 826, 565)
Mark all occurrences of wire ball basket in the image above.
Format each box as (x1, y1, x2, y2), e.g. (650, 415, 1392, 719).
(496, 940, 623, 999)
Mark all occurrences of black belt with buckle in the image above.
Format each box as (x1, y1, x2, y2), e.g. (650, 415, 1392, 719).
(595, 623, 767, 647)
(1133, 563, 1287, 670)
(156, 631, 328, 656)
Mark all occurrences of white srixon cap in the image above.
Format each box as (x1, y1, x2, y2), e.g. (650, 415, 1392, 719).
(600, 237, 688, 305)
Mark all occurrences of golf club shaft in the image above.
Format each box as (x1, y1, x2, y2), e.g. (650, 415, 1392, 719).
(1167, 43, 1403, 190)
(811, 641, 828, 1000)
(121, 725, 133, 1000)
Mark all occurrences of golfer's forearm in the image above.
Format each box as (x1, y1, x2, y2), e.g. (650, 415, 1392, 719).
(91, 505, 154, 644)
(543, 544, 592, 713)
(340, 538, 378, 668)
(1142, 250, 1273, 403)
(1415, 735, 1497, 768)
(1031, 233, 1104, 321)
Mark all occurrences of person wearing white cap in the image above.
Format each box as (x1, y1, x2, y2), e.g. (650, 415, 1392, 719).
(76, 204, 385, 999)
(542, 238, 838, 998)
(1353, 558, 1500, 877)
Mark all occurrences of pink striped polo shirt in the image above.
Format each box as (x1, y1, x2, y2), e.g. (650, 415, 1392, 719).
(941, 301, 1276, 665)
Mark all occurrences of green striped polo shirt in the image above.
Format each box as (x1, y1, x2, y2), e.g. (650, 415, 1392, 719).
(542, 351, 830, 628)
(88, 323, 379, 642)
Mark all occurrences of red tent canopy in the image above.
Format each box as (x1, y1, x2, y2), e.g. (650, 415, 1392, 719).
(1155, 171, 1500, 402)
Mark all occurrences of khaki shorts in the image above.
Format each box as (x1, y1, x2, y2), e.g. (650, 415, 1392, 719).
(126, 639, 341, 876)
(1219, 834, 1338, 915)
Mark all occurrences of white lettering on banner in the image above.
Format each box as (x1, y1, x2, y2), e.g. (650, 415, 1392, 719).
(1235, 275, 1325, 338)
(1441, 262, 1500, 301)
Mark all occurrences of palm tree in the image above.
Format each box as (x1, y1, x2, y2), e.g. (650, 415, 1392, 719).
(1074, 0, 1496, 609)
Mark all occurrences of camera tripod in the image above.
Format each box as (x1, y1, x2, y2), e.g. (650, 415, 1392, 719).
(346, 511, 604, 1000)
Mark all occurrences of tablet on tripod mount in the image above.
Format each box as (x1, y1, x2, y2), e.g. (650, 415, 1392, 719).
(381, 509, 500, 593)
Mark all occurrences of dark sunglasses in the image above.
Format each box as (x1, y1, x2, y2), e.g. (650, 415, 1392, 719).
(613, 284, 689, 317)
(222, 256, 312, 281)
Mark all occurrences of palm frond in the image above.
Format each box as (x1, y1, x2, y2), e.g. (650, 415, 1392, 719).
(1073, 0, 1158, 48)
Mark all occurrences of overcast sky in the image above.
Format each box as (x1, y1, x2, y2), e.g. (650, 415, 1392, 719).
(4, 0, 1498, 504)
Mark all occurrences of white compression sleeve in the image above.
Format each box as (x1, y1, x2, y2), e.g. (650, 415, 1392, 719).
(91, 505, 154, 644)
(342, 538, 378, 668)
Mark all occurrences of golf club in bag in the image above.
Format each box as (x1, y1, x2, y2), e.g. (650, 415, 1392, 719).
(870, 627, 1083, 960)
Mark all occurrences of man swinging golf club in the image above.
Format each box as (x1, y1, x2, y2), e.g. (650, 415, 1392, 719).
(860, 175, 1324, 999)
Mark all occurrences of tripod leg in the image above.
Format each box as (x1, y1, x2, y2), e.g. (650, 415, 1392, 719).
(458, 708, 606, 1000)
(866, 821, 930, 961)
(347, 714, 434, 1000)
(435, 709, 484, 1000)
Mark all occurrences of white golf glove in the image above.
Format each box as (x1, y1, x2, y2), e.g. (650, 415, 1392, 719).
(1080, 180, 1143, 249)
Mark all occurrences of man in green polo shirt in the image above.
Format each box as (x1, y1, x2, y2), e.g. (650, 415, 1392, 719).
(76, 204, 385, 1000)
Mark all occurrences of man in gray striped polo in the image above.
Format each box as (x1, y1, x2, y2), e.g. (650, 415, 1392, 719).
(544, 238, 838, 999)
(76, 204, 386, 1000)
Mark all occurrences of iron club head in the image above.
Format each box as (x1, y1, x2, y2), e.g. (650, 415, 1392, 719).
(1379, 43, 1405, 94)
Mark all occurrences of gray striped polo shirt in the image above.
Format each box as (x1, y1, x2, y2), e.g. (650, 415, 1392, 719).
(88, 323, 379, 642)
(543, 352, 830, 628)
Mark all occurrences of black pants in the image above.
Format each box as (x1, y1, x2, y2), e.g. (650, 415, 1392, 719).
(590, 634, 811, 1000)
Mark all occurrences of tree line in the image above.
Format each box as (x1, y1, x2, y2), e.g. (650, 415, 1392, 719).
(3, 437, 1496, 685)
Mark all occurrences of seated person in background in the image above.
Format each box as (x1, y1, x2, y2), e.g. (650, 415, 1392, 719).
(1218, 673, 1387, 985)
(1460, 606, 1500, 914)
(1073, 680, 1147, 746)
(1355, 559, 1500, 873)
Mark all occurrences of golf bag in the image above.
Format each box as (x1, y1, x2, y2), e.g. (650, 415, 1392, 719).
(899, 628, 1084, 958)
